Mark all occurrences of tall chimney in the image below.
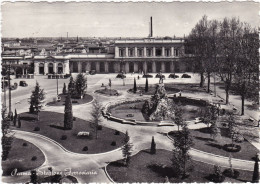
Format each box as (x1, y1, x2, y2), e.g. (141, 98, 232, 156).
(150, 17, 153, 37)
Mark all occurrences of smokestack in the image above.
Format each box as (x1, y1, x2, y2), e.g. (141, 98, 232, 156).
(150, 17, 153, 37)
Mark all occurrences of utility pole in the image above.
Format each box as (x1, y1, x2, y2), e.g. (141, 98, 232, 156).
(8, 64, 12, 117)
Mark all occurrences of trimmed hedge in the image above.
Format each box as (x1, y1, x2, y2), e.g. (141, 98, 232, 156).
(223, 144, 241, 152)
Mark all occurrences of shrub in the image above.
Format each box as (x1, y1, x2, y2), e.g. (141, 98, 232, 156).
(73, 117, 76, 121)
(33, 127, 40, 131)
(61, 135, 67, 140)
(143, 74, 153, 78)
(235, 135, 244, 143)
(155, 74, 165, 79)
(115, 130, 120, 135)
(181, 74, 191, 78)
(31, 156, 37, 161)
(223, 168, 240, 179)
(98, 125, 102, 130)
(111, 141, 116, 146)
(168, 74, 179, 78)
(223, 144, 241, 152)
(210, 165, 225, 183)
(22, 143, 28, 147)
(82, 146, 88, 151)
(72, 100, 78, 103)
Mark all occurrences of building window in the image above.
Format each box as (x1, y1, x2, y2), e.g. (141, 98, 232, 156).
(119, 48, 124, 57)
(165, 49, 170, 57)
(147, 49, 152, 57)
(138, 49, 143, 57)
(175, 49, 179, 57)
(129, 49, 134, 57)
(156, 48, 162, 56)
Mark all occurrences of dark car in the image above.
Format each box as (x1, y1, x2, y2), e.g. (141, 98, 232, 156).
(89, 70, 96, 75)
(168, 74, 179, 79)
(181, 74, 191, 78)
(19, 81, 28, 87)
(155, 74, 165, 79)
(116, 73, 126, 79)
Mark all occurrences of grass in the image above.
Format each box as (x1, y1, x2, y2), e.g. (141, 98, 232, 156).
(107, 149, 253, 183)
(2, 138, 45, 176)
(110, 101, 206, 122)
(47, 93, 93, 106)
(169, 127, 258, 161)
(129, 84, 180, 95)
(12, 111, 125, 154)
(95, 88, 119, 96)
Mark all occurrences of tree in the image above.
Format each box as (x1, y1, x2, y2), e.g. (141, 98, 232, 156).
(75, 73, 87, 98)
(90, 99, 102, 139)
(133, 77, 137, 93)
(2, 108, 13, 161)
(145, 78, 148, 92)
(121, 131, 133, 167)
(68, 76, 75, 95)
(210, 122, 221, 141)
(212, 165, 225, 182)
(171, 123, 194, 178)
(252, 154, 259, 183)
(150, 136, 156, 154)
(30, 170, 38, 184)
(200, 105, 217, 128)
(62, 83, 67, 95)
(64, 94, 73, 130)
(227, 112, 240, 147)
(17, 115, 21, 128)
(13, 114, 17, 126)
(171, 102, 184, 131)
(108, 78, 112, 95)
(29, 82, 45, 121)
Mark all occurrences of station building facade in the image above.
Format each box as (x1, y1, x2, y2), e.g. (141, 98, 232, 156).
(2, 38, 193, 75)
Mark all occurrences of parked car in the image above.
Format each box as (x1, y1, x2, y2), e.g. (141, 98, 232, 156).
(181, 74, 191, 78)
(116, 73, 126, 79)
(19, 81, 28, 87)
(155, 74, 165, 79)
(142, 74, 153, 78)
(168, 73, 179, 79)
(89, 70, 96, 75)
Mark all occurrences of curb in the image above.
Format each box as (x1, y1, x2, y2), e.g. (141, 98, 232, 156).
(13, 130, 126, 156)
(104, 165, 115, 183)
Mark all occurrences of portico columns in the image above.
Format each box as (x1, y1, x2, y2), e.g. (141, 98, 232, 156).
(152, 61, 156, 73)
(153, 47, 156, 57)
(78, 61, 82, 73)
(86, 62, 91, 72)
(170, 61, 174, 73)
(161, 62, 165, 72)
(125, 47, 128, 58)
(44, 62, 48, 75)
(134, 62, 138, 72)
(54, 62, 57, 74)
(143, 61, 147, 74)
(171, 47, 174, 57)
(143, 47, 147, 58)
(64, 60, 70, 74)
(34, 62, 39, 75)
(105, 61, 109, 73)
(162, 47, 165, 57)
(96, 62, 100, 72)
(125, 62, 129, 73)
(134, 47, 138, 57)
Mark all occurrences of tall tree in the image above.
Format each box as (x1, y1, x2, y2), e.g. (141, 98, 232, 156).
(90, 99, 102, 139)
(68, 76, 75, 95)
(171, 102, 184, 131)
(29, 82, 45, 121)
(62, 83, 67, 95)
(75, 73, 87, 98)
(252, 154, 259, 183)
(64, 94, 73, 130)
(121, 131, 133, 167)
(2, 108, 13, 161)
(150, 136, 156, 154)
(171, 123, 194, 178)
(145, 78, 148, 92)
(133, 77, 137, 93)
(227, 112, 240, 147)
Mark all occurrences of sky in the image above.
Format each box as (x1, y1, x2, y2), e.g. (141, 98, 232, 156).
(1, 1, 259, 38)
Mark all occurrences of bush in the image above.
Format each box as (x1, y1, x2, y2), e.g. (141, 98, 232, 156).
(61, 135, 67, 140)
(168, 74, 179, 78)
(116, 73, 126, 79)
(143, 74, 153, 78)
(235, 135, 244, 143)
(22, 142, 28, 147)
(111, 141, 116, 146)
(73, 117, 76, 121)
(181, 74, 191, 78)
(98, 125, 102, 130)
(115, 130, 120, 135)
(33, 127, 40, 131)
(31, 156, 37, 161)
(155, 74, 165, 79)
(223, 168, 240, 179)
(223, 144, 241, 152)
(82, 146, 88, 151)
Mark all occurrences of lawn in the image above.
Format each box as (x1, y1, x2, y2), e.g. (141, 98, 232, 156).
(47, 93, 93, 106)
(2, 138, 45, 176)
(12, 111, 125, 154)
(129, 84, 180, 95)
(107, 149, 253, 183)
(169, 127, 258, 161)
(95, 88, 119, 96)
(110, 101, 205, 122)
